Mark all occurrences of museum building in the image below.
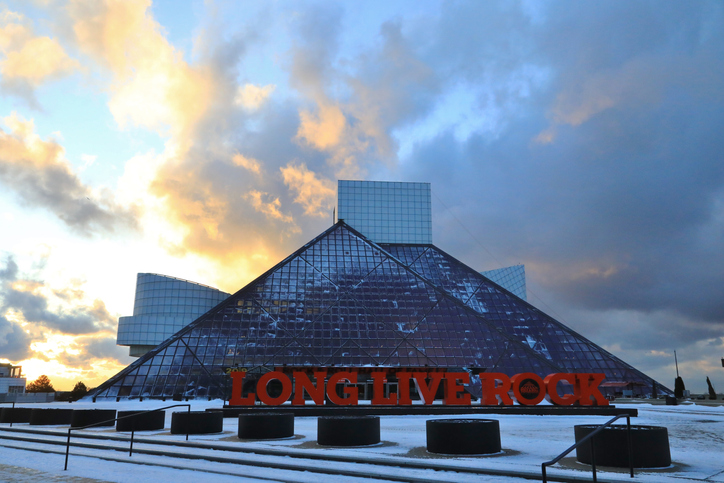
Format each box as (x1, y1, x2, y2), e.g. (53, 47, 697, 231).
(93, 188, 670, 400)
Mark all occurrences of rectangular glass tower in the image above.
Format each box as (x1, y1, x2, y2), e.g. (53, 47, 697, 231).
(337, 180, 432, 244)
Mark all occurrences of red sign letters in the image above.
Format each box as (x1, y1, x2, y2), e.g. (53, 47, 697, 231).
(228, 370, 608, 407)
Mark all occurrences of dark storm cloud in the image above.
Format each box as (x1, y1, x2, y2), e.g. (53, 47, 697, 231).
(378, 1, 724, 332)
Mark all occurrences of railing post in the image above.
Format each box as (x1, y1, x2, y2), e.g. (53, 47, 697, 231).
(129, 429, 135, 456)
(626, 415, 634, 478)
(590, 436, 597, 483)
(64, 429, 72, 471)
(186, 404, 190, 441)
(541, 463, 547, 483)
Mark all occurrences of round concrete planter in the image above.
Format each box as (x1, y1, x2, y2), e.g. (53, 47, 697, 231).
(574, 424, 671, 468)
(171, 411, 223, 435)
(29, 408, 74, 426)
(116, 410, 165, 432)
(0, 407, 32, 424)
(426, 419, 501, 455)
(317, 416, 380, 446)
(238, 412, 294, 439)
(70, 409, 117, 428)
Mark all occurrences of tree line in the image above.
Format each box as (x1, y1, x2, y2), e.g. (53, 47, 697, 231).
(25, 375, 90, 400)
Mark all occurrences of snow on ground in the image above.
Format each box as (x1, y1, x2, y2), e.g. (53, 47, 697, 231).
(1, 399, 723, 482)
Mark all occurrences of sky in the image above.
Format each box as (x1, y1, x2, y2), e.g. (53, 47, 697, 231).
(0, 0, 722, 393)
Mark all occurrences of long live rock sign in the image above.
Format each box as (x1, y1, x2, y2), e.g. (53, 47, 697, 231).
(228, 370, 609, 406)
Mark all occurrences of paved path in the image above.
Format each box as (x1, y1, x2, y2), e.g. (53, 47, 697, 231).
(0, 463, 114, 483)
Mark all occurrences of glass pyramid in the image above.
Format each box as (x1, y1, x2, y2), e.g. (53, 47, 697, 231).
(92, 222, 670, 399)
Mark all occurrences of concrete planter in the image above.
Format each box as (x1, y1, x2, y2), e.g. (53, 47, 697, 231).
(70, 409, 117, 428)
(426, 418, 501, 455)
(29, 408, 74, 426)
(116, 410, 165, 432)
(171, 411, 223, 435)
(0, 407, 32, 424)
(317, 416, 380, 446)
(237, 412, 294, 439)
(574, 424, 671, 468)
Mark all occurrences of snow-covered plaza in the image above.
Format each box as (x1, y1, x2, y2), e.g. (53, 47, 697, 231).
(0, 399, 722, 483)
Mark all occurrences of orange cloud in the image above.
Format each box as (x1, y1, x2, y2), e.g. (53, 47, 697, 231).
(296, 103, 346, 150)
(1, 36, 78, 83)
(0, 9, 78, 104)
(232, 153, 262, 175)
(70, 0, 214, 142)
(280, 162, 336, 218)
(147, 155, 291, 290)
(245, 190, 299, 229)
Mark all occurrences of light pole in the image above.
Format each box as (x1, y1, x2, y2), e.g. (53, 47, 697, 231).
(674, 351, 680, 378)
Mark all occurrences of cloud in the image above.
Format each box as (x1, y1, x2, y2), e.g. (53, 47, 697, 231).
(2, 288, 111, 334)
(69, 0, 214, 141)
(1, 36, 78, 83)
(235, 83, 275, 111)
(56, 335, 131, 368)
(0, 255, 18, 280)
(0, 252, 130, 385)
(0, 255, 115, 335)
(0, 9, 78, 107)
(56, 1, 335, 288)
(281, 162, 336, 218)
(59, 1, 724, 334)
(296, 103, 346, 151)
(0, 252, 134, 389)
(0, 112, 140, 236)
(289, 16, 438, 177)
(245, 190, 298, 229)
(79, 154, 96, 171)
(231, 153, 262, 175)
(538, 54, 724, 143)
(8, 1, 439, 291)
(0, 314, 32, 360)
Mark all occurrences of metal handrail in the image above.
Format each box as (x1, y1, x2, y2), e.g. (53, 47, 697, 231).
(541, 413, 634, 482)
(64, 404, 190, 470)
